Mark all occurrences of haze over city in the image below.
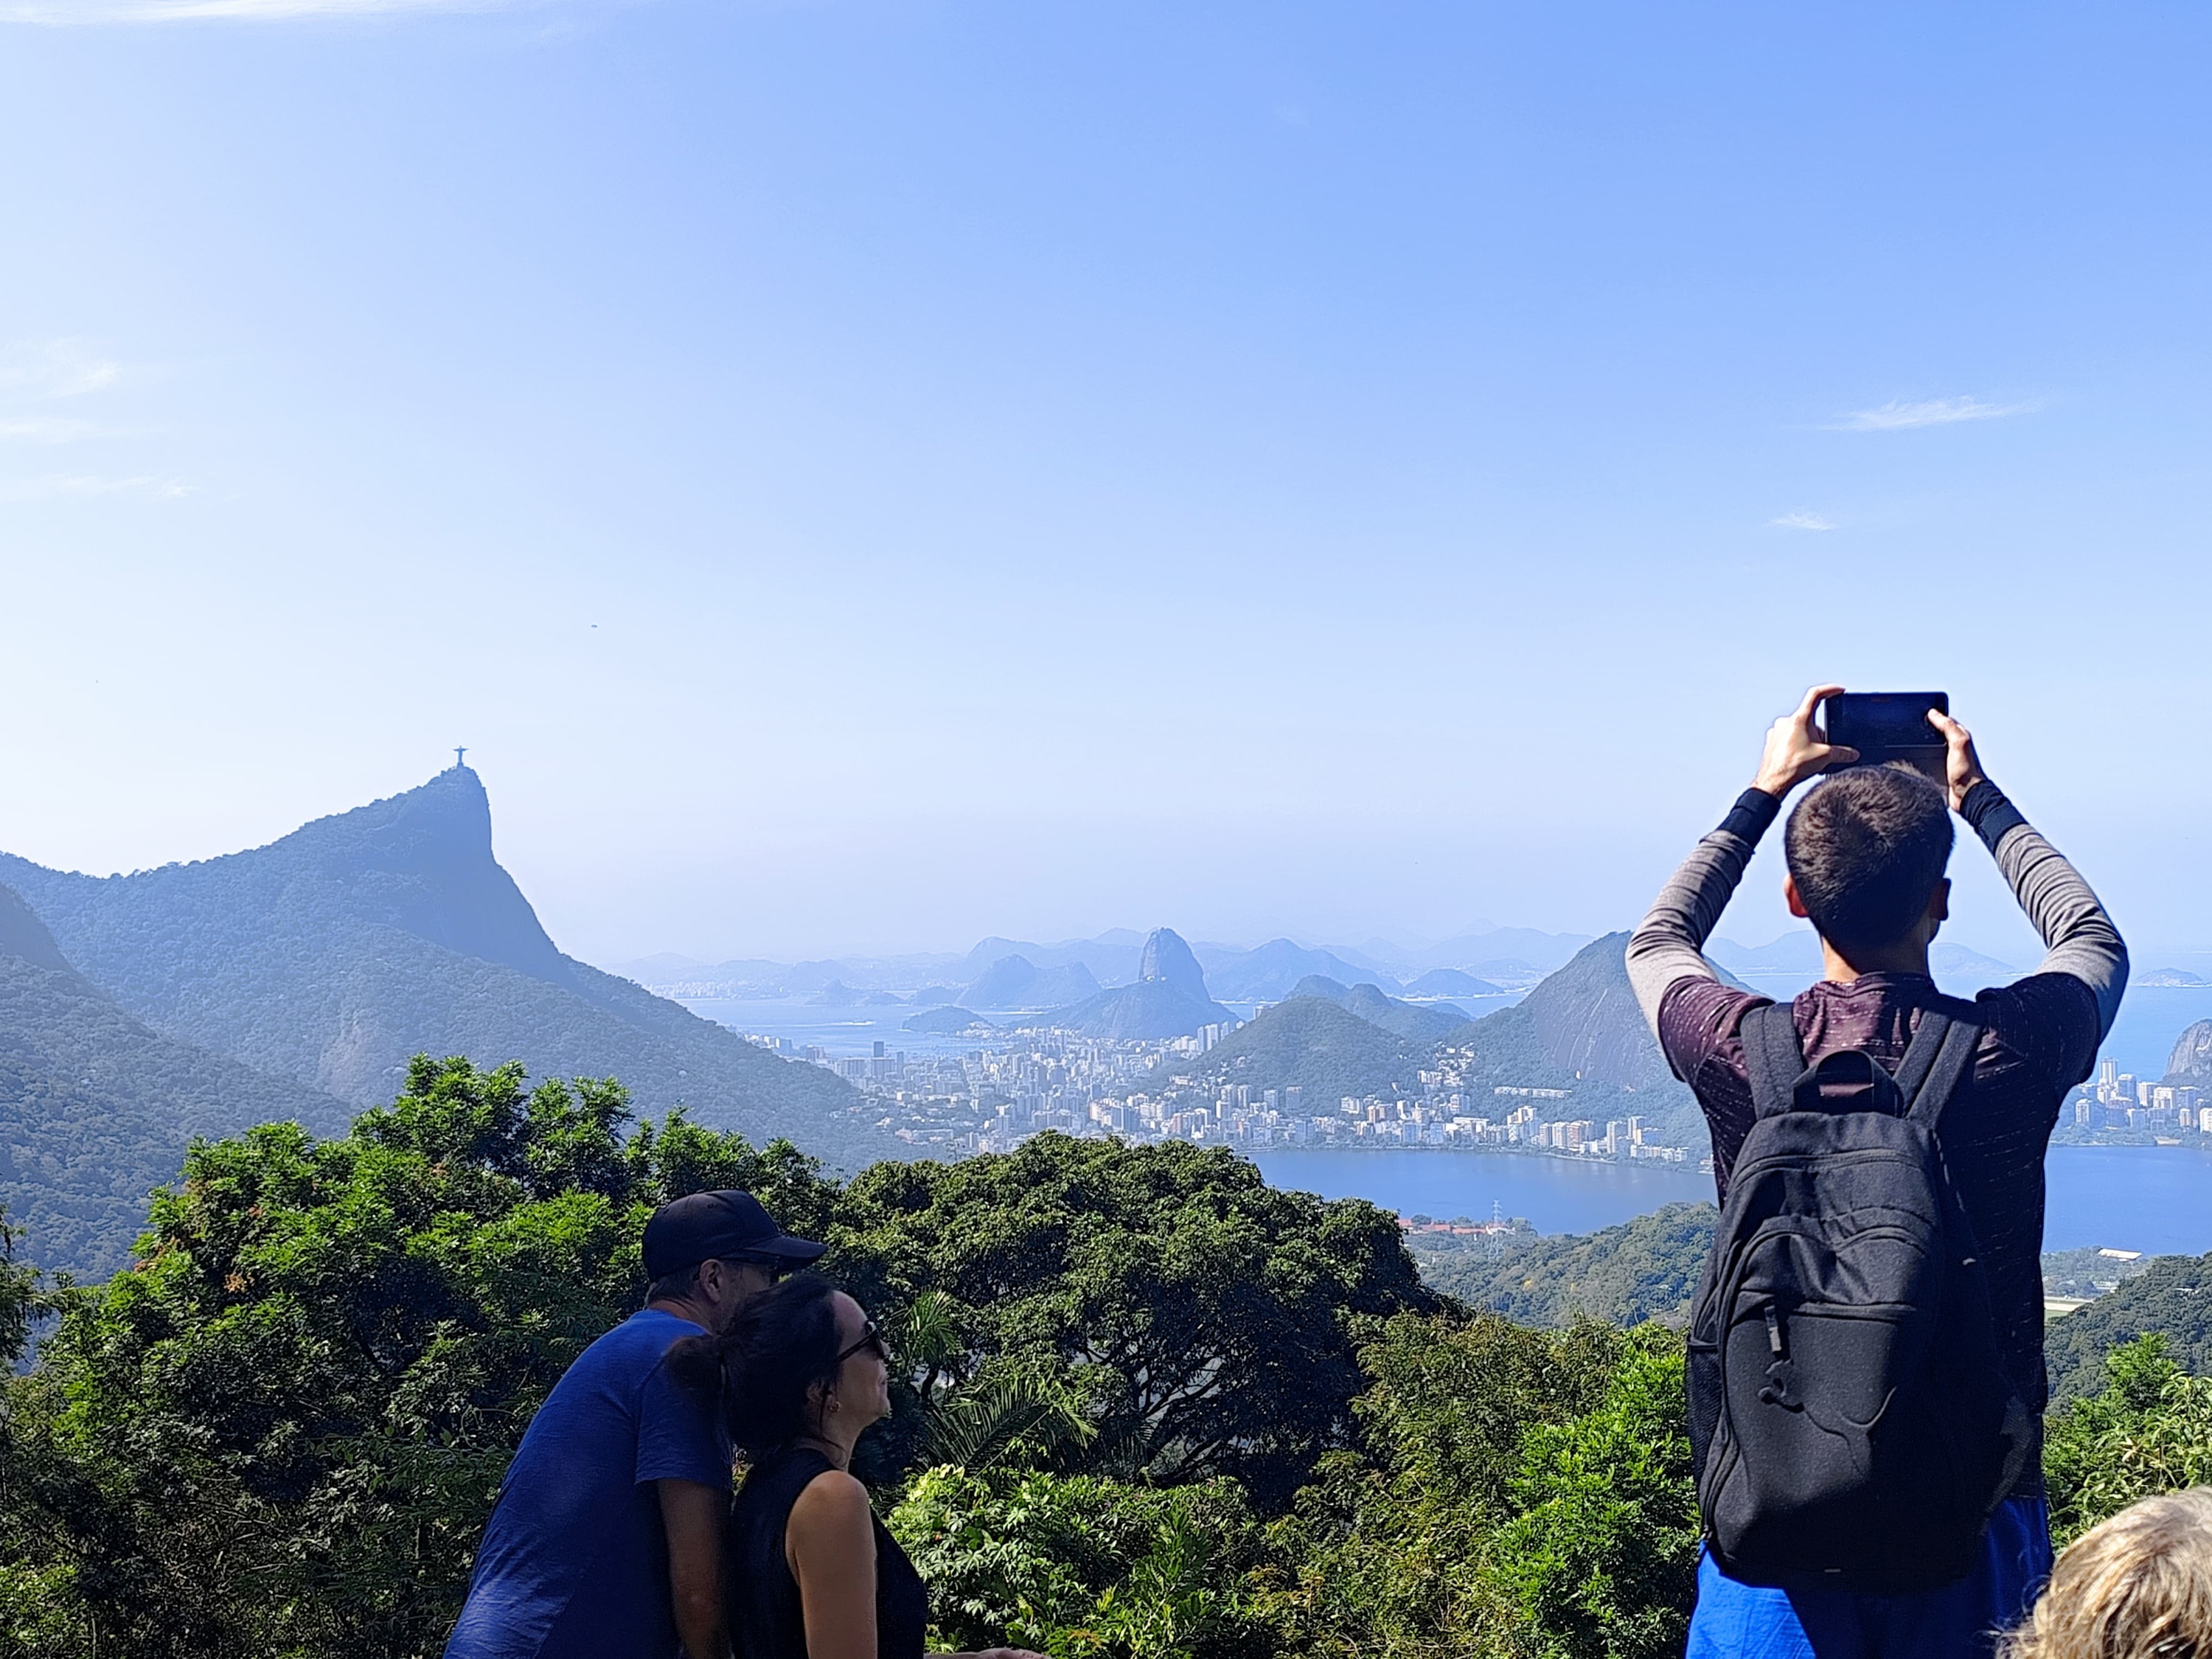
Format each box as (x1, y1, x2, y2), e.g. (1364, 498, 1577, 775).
(4, 3, 2210, 965)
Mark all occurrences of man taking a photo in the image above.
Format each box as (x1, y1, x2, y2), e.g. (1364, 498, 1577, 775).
(445, 1189, 827, 1659)
(1627, 687, 2126, 1658)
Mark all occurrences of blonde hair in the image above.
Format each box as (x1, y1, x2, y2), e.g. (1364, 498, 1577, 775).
(2006, 1490, 2212, 1659)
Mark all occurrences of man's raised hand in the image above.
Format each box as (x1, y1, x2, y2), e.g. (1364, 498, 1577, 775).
(1752, 684, 1860, 798)
(1925, 707, 1988, 813)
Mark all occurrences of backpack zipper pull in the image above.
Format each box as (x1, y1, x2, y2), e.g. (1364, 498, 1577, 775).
(1764, 1302, 1784, 1356)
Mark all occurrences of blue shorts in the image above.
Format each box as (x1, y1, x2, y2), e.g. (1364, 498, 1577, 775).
(1686, 1498, 2053, 1659)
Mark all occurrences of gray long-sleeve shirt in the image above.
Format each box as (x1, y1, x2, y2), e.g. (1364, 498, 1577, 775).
(1626, 780, 2126, 1041)
(1624, 778, 2128, 1467)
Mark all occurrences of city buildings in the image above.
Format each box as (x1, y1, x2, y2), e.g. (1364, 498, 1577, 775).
(2073, 1057, 2209, 1137)
(741, 1023, 1691, 1162)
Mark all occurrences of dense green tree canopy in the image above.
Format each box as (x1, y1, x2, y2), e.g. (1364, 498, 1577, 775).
(0, 1054, 2205, 1659)
(0, 1056, 835, 1657)
(2045, 1252, 2212, 1399)
(834, 1134, 1431, 1509)
(1408, 1203, 1717, 1329)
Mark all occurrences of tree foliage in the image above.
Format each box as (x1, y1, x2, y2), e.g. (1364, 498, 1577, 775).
(1256, 1311, 1687, 1659)
(1493, 1338, 1698, 1659)
(0, 1055, 835, 1658)
(5, 1052, 2203, 1659)
(2045, 1335, 2212, 1545)
(832, 1133, 1432, 1509)
(890, 1466, 1269, 1659)
(2044, 1252, 2212, 1400)
(1408, 1204, 1717, 1329)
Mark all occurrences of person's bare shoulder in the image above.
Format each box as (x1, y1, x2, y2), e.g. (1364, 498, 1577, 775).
(789, 1469, 872, 1536)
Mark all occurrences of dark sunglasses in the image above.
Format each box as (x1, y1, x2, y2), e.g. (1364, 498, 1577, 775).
(835, 1319, 889, 1366)
(727, 1254, 795, 1284)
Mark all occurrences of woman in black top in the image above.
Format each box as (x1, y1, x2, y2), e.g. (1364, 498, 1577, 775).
(669, 1272, 1040, 1659)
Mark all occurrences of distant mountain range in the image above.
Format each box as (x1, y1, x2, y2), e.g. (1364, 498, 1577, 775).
(808, 981, 908, 1007)
(959, 955, 1102, 1009)
(613, 922, 1597, 1001)
(1197, 939, 1395, 1002)
(1282, 977, 1473, 1044)
(620, 919, 2051, 1010)
(1707, 931, 2021, 992)
(0, 768, 886, 1279)
(1402, 967, 1504, 998)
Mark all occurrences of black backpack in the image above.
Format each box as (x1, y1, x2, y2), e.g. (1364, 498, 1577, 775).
(1686, 1002, 2034, 1592)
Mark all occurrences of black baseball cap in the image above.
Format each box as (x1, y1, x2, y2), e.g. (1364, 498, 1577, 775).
(642, 1189, 827, 1279)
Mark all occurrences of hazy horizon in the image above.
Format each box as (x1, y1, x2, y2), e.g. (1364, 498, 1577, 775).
(5, 4, 2209, 964)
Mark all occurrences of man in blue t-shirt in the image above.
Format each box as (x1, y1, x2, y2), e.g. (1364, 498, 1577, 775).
(445, 1190, 827, 1659)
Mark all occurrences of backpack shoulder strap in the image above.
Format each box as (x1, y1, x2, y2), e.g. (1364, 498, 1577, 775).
(1898, 1010, 1982, 1132)
(1739, 1001, 1806, 1121)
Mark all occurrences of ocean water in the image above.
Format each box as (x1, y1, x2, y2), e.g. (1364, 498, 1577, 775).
(1252, 1148, 1713, 1234)
(1253, 1144, 2212, 1256)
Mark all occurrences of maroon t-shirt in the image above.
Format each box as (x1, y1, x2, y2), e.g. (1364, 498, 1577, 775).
(1658, 969, 2101, 1433)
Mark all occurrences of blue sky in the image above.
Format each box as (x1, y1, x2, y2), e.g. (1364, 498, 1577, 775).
(1, 1, 2207, 964)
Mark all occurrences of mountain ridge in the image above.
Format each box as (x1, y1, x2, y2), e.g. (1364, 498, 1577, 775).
(0, 879, 347, 1277)
(0, 767, 886, 1171)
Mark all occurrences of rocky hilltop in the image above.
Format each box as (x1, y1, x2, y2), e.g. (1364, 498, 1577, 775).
(1048, 927, 1233, 1039)
(2165, 1019, 2212, 1082)
(0, 766, 883, 1177)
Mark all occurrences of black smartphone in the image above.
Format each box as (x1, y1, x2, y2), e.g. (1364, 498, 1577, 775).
(1820, 692, 1950, 776)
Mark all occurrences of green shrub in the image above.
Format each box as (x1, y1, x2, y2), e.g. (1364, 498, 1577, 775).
(2045, 1334, 2212, 1545)
(888, 1464, 1270, 1659)
(1493, 1337, 1699, 1659)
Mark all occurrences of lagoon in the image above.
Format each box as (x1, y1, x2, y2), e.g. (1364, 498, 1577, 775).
(1253, 1144, 2212, 1258)
(684, 997, 2212, 1257)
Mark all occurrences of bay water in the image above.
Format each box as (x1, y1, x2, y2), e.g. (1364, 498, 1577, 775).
(1253, 1144, 2212, 1257)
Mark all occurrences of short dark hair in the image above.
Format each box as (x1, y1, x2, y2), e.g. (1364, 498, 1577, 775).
(646, 1262, 702, 1304)
(1784, 765, 1954, 955)
(665, 1270, 848, 1455)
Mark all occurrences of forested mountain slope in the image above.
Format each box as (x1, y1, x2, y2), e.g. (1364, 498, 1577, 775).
(1455, 933, 1704, 1143)
(0, 766, 885, 1169)
(1165, 933, 1703, 1138)
(1408, 1203, 1719, 1326)
(1183, 996, 1440, 1103)
(2046, 1251, 2212, 1399)
(0, 882, 345, 1277)
(1284, 976, 1473, 1043)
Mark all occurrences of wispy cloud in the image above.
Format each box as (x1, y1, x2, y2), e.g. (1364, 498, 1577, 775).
(0, 339, 123, 398)
(1768, 511, 1837, 532)
(0, 473, 195, 501)
(1829, 396, 2037, 432)
(0, 417, 109, 442)
(4, 0, 536, 18)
